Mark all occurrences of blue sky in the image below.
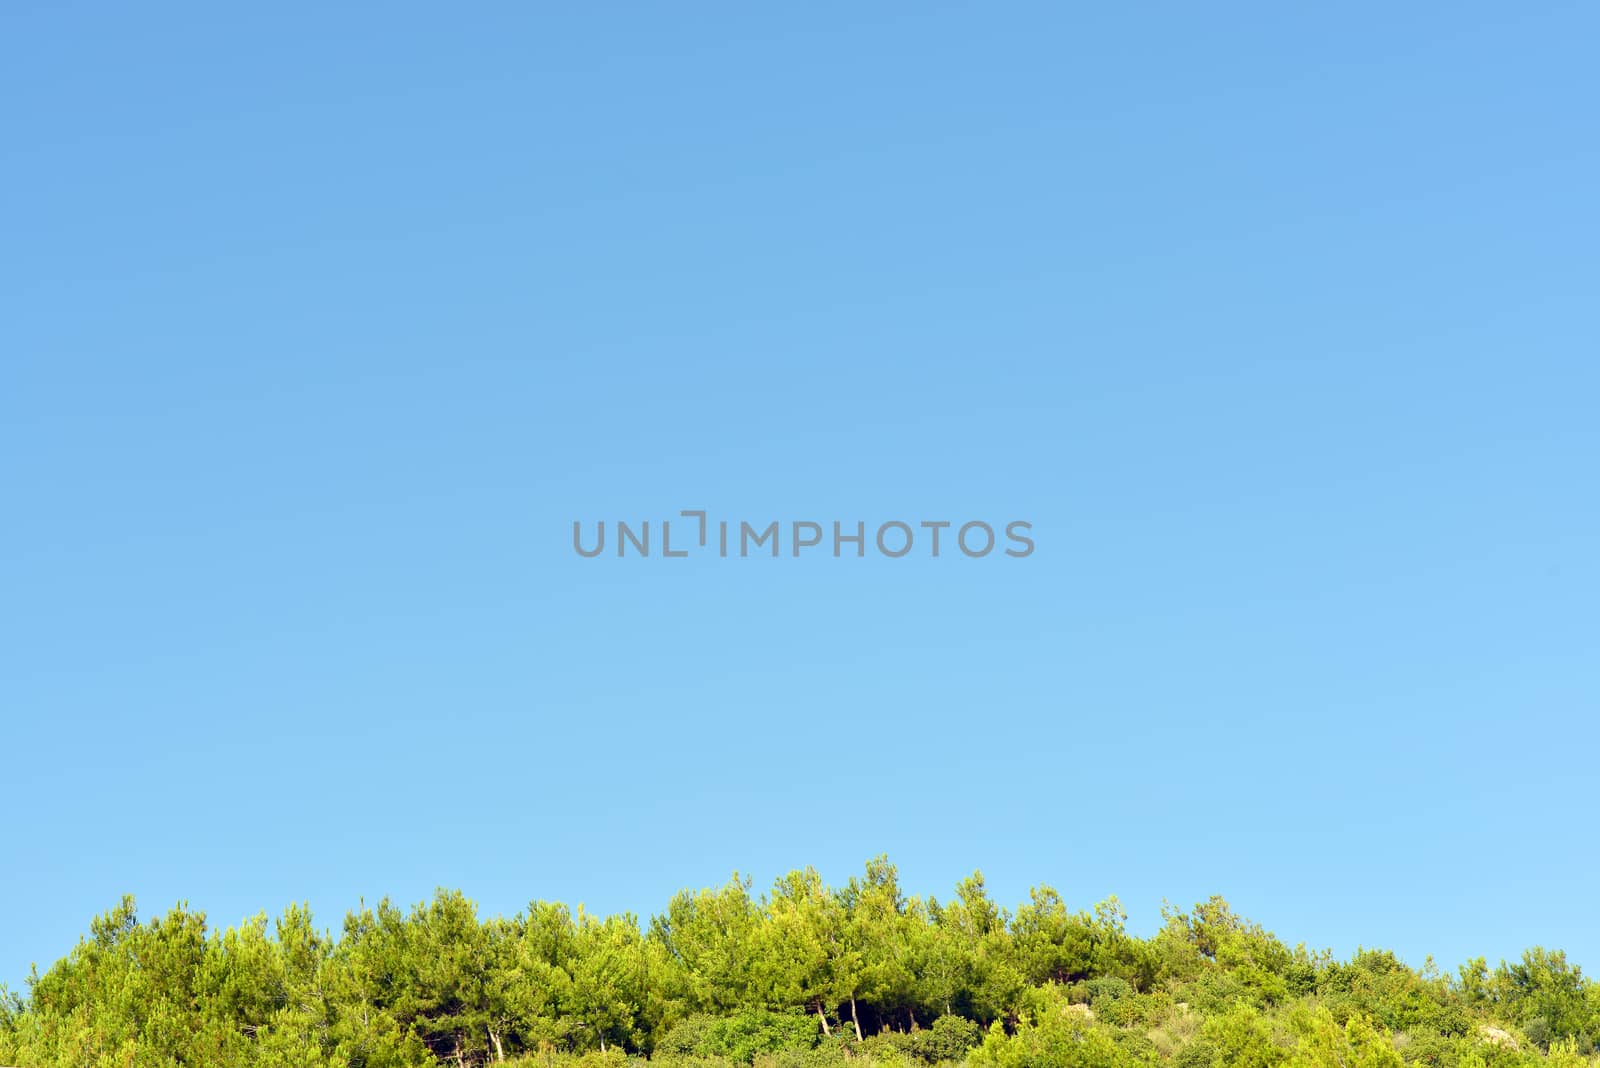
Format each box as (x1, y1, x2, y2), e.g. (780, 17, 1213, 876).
(3, 3, 1597, 991)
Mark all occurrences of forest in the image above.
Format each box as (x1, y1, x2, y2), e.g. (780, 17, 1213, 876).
(3, 858, 1596, 1068)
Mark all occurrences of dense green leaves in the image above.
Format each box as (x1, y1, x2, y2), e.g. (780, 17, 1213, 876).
(2, 858, 1596, 1068)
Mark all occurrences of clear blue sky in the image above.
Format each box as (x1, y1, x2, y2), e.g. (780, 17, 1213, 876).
(3, 3, 1597, 992)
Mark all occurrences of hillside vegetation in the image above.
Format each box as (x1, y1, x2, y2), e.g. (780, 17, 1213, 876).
(3, 858, 1595, 1068)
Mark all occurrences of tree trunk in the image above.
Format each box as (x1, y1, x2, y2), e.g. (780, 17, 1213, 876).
(849, 995, 863, 1041)
(490, 1029, 504, 1063)
(909, 1008, 917, 1031)
(816, 1000, 832, 1036)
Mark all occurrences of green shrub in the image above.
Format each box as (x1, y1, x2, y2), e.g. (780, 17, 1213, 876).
(657, 1011, 817, 1065)
(911, 1015, 981, 1063)
(968, 1013, 1147, 1068)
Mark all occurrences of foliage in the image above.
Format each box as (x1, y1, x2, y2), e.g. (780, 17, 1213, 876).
(3, 858, 1598, 1068)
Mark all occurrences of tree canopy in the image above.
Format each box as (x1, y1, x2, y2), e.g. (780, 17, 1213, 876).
(3, 858, 1596, 1068)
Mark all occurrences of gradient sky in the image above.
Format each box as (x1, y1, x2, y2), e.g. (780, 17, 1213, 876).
(3, 3, 1598, 992)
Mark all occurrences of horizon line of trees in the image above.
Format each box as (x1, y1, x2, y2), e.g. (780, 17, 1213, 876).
(3, 856, 1596, 1068)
